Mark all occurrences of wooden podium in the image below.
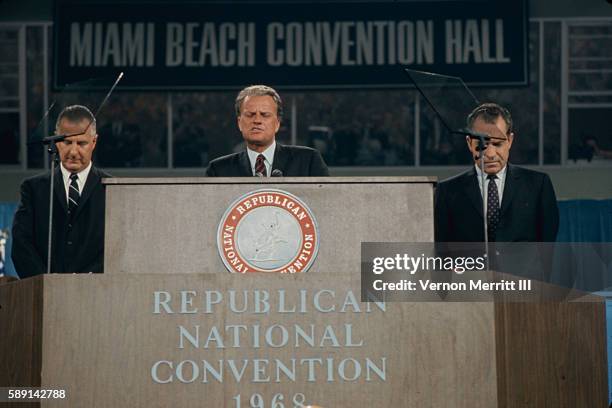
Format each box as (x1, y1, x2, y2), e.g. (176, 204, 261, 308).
(0, 177, 607, 407)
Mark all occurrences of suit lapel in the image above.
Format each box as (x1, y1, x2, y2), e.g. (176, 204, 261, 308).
(238, 150, 253, 176)
(464, 168, 484, 219)
(500, 164, 517, 216)
(272, 143, 287, 174)
(53, 166, 68, 214)
(73, 166, 100, 219)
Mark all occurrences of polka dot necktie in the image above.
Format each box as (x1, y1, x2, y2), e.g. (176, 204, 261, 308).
(255, 154, 267, 177)
(487, 174, 500, 242)
(68, 173, 80, 213)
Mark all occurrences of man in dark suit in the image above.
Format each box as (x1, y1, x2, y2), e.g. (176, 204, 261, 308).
(12, 105, 110, 278)
(435, 103, 559, 242)
(206, 85, 329, 177)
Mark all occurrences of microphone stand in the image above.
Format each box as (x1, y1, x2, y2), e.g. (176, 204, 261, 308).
(46, 142, 59, 274)
(452, 129, 493, 271)
(476, 135, 490, 272)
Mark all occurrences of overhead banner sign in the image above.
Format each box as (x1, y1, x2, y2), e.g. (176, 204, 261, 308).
(53, 1, 528, 90)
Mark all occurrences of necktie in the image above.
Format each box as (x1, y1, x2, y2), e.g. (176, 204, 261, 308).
(487, 174, 500, 241)
(68, 173, 80, 213)
(255, 154, 267, 177)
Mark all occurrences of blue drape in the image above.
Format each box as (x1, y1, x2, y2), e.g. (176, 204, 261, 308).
(0, 202, 18, 277)
(557, 200, 612, 242)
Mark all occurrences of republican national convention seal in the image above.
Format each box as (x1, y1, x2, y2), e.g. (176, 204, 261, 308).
(217, 189, 319, 273)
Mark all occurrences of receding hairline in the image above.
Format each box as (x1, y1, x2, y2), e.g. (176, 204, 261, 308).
(55, 105, 97, 135)
(467, 102, 514, 134)
(55, 117, 97, 135)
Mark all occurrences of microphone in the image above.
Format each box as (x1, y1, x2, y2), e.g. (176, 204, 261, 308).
(271, 169, 283, 177)
(255, 172, 264, 178)
(467, 130, 494, 154)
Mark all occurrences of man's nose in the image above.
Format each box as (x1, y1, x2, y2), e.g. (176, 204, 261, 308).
(484, 144, 496, 158)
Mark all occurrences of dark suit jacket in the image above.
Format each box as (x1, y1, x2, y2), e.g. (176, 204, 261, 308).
(11, 165, 110, 278)
(205, 144, 330, 177)
(434, 164, 559, 242)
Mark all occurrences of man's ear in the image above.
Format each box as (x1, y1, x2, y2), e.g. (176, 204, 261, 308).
(465, 135, 472, 151)
(507, 132, 514, 149)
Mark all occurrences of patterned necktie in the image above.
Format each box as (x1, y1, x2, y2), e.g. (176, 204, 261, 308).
(487, 174, 500, 242)
(68, 173, 80, 213)
(255, 154, 267, 177)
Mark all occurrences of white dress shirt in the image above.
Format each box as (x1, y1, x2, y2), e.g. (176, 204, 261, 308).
(247, 141, 276, 177)
(474, 164, 507, 208)
(60, 161, 92, 203)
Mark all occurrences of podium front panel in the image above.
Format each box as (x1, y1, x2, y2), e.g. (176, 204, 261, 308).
(103, 177, 435, 275)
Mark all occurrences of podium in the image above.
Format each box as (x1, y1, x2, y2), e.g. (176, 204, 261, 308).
(0, 177, 607, 407)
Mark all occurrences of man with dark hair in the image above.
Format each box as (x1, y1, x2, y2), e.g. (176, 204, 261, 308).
(434, 103, 559, 242)
(12, 105, 111, 278)
(205, 85, 329, 177)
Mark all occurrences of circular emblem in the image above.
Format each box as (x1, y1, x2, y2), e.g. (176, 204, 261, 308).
(217, 189, 319, 273)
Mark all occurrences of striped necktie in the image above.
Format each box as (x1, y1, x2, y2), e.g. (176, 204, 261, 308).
(68, 173, 80, 213)
(255, 154, 267, 177)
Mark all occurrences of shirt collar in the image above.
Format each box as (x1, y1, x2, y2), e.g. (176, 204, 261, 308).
(247, 141, 276, 170)
(60, 161, 92, 184)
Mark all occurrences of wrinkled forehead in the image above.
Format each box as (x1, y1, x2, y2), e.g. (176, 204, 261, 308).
(241, 95, 278, 113)
(56, 118, 96, 137)
(470, 116, 510, 140)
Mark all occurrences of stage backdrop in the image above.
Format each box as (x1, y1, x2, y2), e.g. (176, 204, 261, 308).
(53, 0, 528, 90)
